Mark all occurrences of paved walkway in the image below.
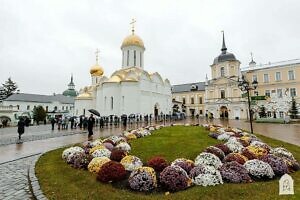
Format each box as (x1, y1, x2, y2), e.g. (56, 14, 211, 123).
(0, 119, 299, 200)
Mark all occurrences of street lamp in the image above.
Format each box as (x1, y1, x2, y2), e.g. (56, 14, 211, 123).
(238, 75, 258, 134)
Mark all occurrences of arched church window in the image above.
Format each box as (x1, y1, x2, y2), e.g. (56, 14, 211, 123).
(134, 50, 136, 66)
(111, 97, 114, 110)
(221, 67, 225, 77)
(127, 50, 129, 66)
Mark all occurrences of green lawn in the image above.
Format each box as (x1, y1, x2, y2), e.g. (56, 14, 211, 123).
(35, 126, 300, 200)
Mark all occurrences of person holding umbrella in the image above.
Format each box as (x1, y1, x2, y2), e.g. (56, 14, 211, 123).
(87, 114, 95, 139)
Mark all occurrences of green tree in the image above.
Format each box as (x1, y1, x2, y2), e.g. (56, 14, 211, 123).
(0, 86, 6, 100)
(259, 105, 267, 118)
(2, 77, 19, 98)
(33, 106, 47, 125)
(289, 98, 298, 119)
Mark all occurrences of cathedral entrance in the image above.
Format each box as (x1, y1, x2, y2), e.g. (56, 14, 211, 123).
(220, 106, 229, 118)
(154, 103, 159, 121)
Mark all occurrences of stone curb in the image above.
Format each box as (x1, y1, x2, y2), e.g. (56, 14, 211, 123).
(28, 154, 48, 200)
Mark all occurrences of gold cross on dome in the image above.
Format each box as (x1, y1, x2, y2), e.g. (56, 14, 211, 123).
(95, 48, 100, 64)
(130, 18, 136, 34)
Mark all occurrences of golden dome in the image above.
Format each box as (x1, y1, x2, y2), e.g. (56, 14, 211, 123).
(90, 64, 104, 76)
(121, 34, 145, 49)
(107, 75, 122, 82)
(76, 92, 92, 99)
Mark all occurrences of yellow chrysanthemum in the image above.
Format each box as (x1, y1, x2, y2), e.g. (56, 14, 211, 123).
(88, 157, 110, 174)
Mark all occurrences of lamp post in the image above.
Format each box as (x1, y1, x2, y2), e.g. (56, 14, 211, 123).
(238, 75, 258, 134)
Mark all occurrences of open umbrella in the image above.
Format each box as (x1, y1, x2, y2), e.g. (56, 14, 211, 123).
(88, 109, 100, 117)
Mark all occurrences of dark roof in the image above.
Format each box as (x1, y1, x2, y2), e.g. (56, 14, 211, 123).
(172, 82, 205, 93)
(213, 52, 237, 64)
(213, 31, 237, 65)
(4, 93, 75, 104)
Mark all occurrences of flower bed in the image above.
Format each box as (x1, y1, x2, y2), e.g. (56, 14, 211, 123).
(60, 124, 299, 194)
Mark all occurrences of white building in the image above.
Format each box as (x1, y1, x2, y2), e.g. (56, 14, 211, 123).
(74, 24, 172, 117)
(0, 93, 75, 125)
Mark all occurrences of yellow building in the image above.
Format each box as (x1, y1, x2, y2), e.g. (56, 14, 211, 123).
(172, 82, 205, 117)
(172, 33, 299, 119)
(243, 58, 300, 118)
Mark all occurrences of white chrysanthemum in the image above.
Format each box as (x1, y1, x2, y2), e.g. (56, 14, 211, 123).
(195, 152, 222, 169)
(62, 146, 84, 161)
(217, 133, 231, 141)
(115, 142, 131, 152)
(271, 147, 295, 160)
(244, 159, 275, 179)
(225, 139, 244, 153)
(91, 148, 111, 158)
(193, 171, 223, 186)
(120, 155, 143, 171)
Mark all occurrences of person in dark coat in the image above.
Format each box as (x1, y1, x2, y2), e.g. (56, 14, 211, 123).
(50, 118, 56, 130)
(99, 117, 104, 128)
(87, 114, 95, 138)
(17, 118, 25, 141)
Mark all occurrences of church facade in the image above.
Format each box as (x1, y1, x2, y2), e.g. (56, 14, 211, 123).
(74, 25, 172, 117)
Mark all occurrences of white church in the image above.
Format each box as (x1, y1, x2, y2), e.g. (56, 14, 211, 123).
(74, 22, 172, 117)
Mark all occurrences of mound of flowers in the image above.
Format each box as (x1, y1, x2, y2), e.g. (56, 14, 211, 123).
(147, 156, 169, 172)
(171, 158, 195, 173)
(195, 152, 223, 169)
(219, 161, 252, 183)
(160, 165, 192, 191)
(204, 146, 225, 160)
(259, 154, 288, 176)
(128, 167, 157, 191)
(60, 123, 299, 194)
(110, 149, 127, 162)
(190, 164, 223, 186)
(244, 159, 275, 179)
(224, 153, 248, 165)
(120, 155, 143, 171)
(97, 161, 127, 183)
(88, 157, 111, 174)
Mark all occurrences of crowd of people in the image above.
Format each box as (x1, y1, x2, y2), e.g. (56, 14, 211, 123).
(15, 113, 179, 143)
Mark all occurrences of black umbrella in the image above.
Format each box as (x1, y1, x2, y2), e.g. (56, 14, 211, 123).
(88, 109, 100, 117)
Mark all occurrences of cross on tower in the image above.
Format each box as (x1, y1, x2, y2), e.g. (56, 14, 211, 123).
(130, 18, 136, 34)
(250, 52, 254, 61)
(95, 48, 100, 64)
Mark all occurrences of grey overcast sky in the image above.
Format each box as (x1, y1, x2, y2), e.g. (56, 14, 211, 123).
(1, 0, 300, 95)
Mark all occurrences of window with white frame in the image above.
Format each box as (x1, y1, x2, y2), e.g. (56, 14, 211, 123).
(263, 74, 269, 83)
(288, 70, 295, 80)
(279, 111, 284, 118)
(252, 74, 257, 82)
(275, 72, 281, 81)
(220, 67, 225, 77)
(277, 89, 283, 98)
(290, 88, 296, 97)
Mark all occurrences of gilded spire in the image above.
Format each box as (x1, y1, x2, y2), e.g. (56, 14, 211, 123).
(221, 30, 227, 54)
(130, 18, 136, 35)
